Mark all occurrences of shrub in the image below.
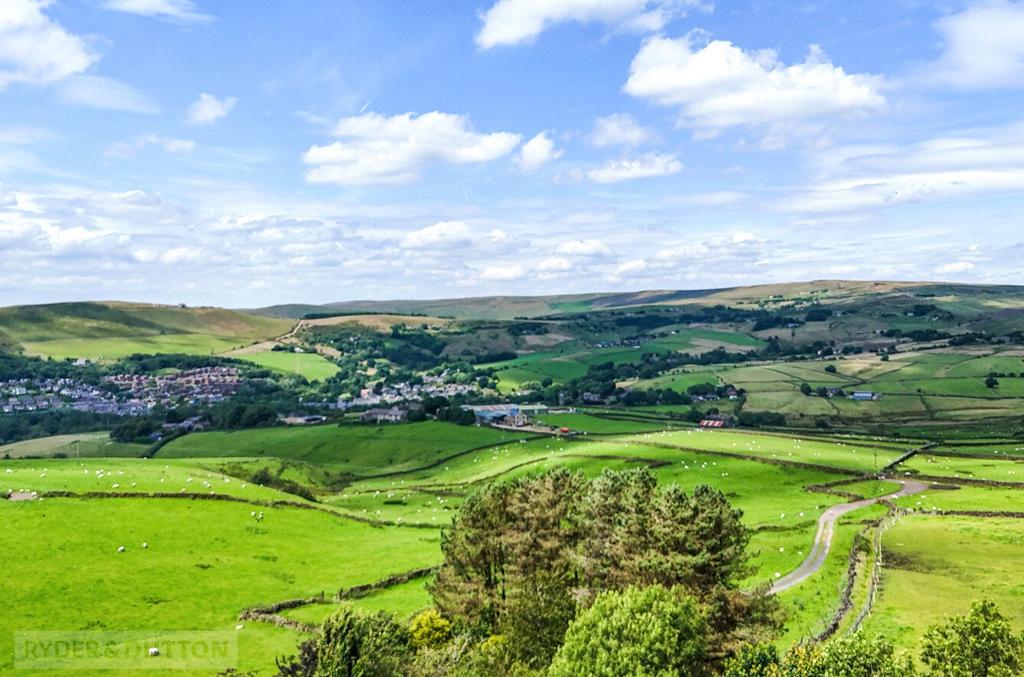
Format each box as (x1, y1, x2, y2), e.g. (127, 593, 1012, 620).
(314, 607, 411, 677)
(408, 609, 452, 650)
(724, 643, 780, 677)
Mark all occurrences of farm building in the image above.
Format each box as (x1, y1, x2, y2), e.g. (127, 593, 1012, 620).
(699, 415, 735, 428)
(464, 403, 548, 427)
(282, 414, 327, 425)
(360, 407, 406, 424)
(851, 391, 881, 401)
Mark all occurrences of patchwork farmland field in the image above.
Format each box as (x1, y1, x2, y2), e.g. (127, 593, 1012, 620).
(8, 417, 1023, 674)
(237, 350, 341, 381)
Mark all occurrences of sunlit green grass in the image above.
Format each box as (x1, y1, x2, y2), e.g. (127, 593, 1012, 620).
(0, 498, 441, 675)
(861, 516, 1024, 653)
(159, 422, 529, 474)
(901, 453, 1024, 483)
(626, 428, 905, 473)
(238, 350, 340, 381)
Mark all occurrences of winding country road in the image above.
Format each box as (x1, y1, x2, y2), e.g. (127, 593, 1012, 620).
(769, 479, 928, 594)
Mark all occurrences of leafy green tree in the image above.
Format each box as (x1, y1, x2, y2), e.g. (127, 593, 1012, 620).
(548, 585, 710, 677)
(499, 571, 578, 669)
(920, 600, 1023, 677)
(430, 468, 584, 634)
(314, 607, 411, 677)
(574, 471, 751, 596)
(986, 376, 1000, 389)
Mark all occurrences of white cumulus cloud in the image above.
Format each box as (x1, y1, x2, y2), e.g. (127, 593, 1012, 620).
(187, 92, 236, 125)
(0, 0, 96, 89)
(936, 261, 976, 275)
(624, 33, 885, 133)
(615, 258, 647, 274)
(476, 0, 709, 49)
(536, 256, 573, 272)
(303, 111, 521, 186)
(516, 131, 563, 170)
(478, 263, 525, 280)
(400, 220, 473, 249)
(591, 113, 656, 147)
(928, 1, 1024, 89)
(586, 152, 682, 183)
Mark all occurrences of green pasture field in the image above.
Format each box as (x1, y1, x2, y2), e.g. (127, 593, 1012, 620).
(0, 432, 146, 459)
(626, 428, 907, 474)
(157, 422, 530, 474)
(837, 479, 903, 499)
(536, 412, 678, 434)
(632, 368, 720, 392)
(6, 420, 989, 674)
(744, 390, 840, 417)
(932, 442, 1024, 457)
(862, 516, 1024, 653)
(925, 396, 1024, 420)
(943, 354, 1024, 377)
(870, 376, 1024, 398)
(1, 458, 292, 502)
(0, 497, 440, 675)
(239, 350, 341, 381)
(891, 484, 1024, 512)
(901, 453, 1024, 483)
(281, 579, 433, 627)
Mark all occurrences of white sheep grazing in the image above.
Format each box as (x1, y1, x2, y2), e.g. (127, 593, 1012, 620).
(117, 546, 125, 553)
(142, 542, 148, 549)
(148, 647, 159, 657)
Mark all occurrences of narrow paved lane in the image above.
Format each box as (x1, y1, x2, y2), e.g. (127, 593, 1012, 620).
(769, 480, 927, 594)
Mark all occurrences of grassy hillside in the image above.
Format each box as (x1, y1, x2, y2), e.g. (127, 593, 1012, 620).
(0, 302, 292, 359)
(249, 280, 1024, 321)
(157, 421, 530, 474)
(0, 327, 21, 354)
(253, 293, 610, 320)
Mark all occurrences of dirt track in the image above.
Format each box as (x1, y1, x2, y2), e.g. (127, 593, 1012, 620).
(769, 480, 928, 594)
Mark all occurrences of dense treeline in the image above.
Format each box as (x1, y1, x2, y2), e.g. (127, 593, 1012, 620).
(0, 409, 123, 447)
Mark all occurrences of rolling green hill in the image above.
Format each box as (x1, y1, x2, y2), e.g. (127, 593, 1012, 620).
(0, 301, 292, 359)
(250, 280, 1024, 320)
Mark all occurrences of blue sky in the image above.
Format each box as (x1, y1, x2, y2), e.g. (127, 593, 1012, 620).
(1, 0, 1023, 307)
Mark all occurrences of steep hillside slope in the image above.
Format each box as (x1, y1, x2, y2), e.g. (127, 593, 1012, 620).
(0, 302, 292, 359)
